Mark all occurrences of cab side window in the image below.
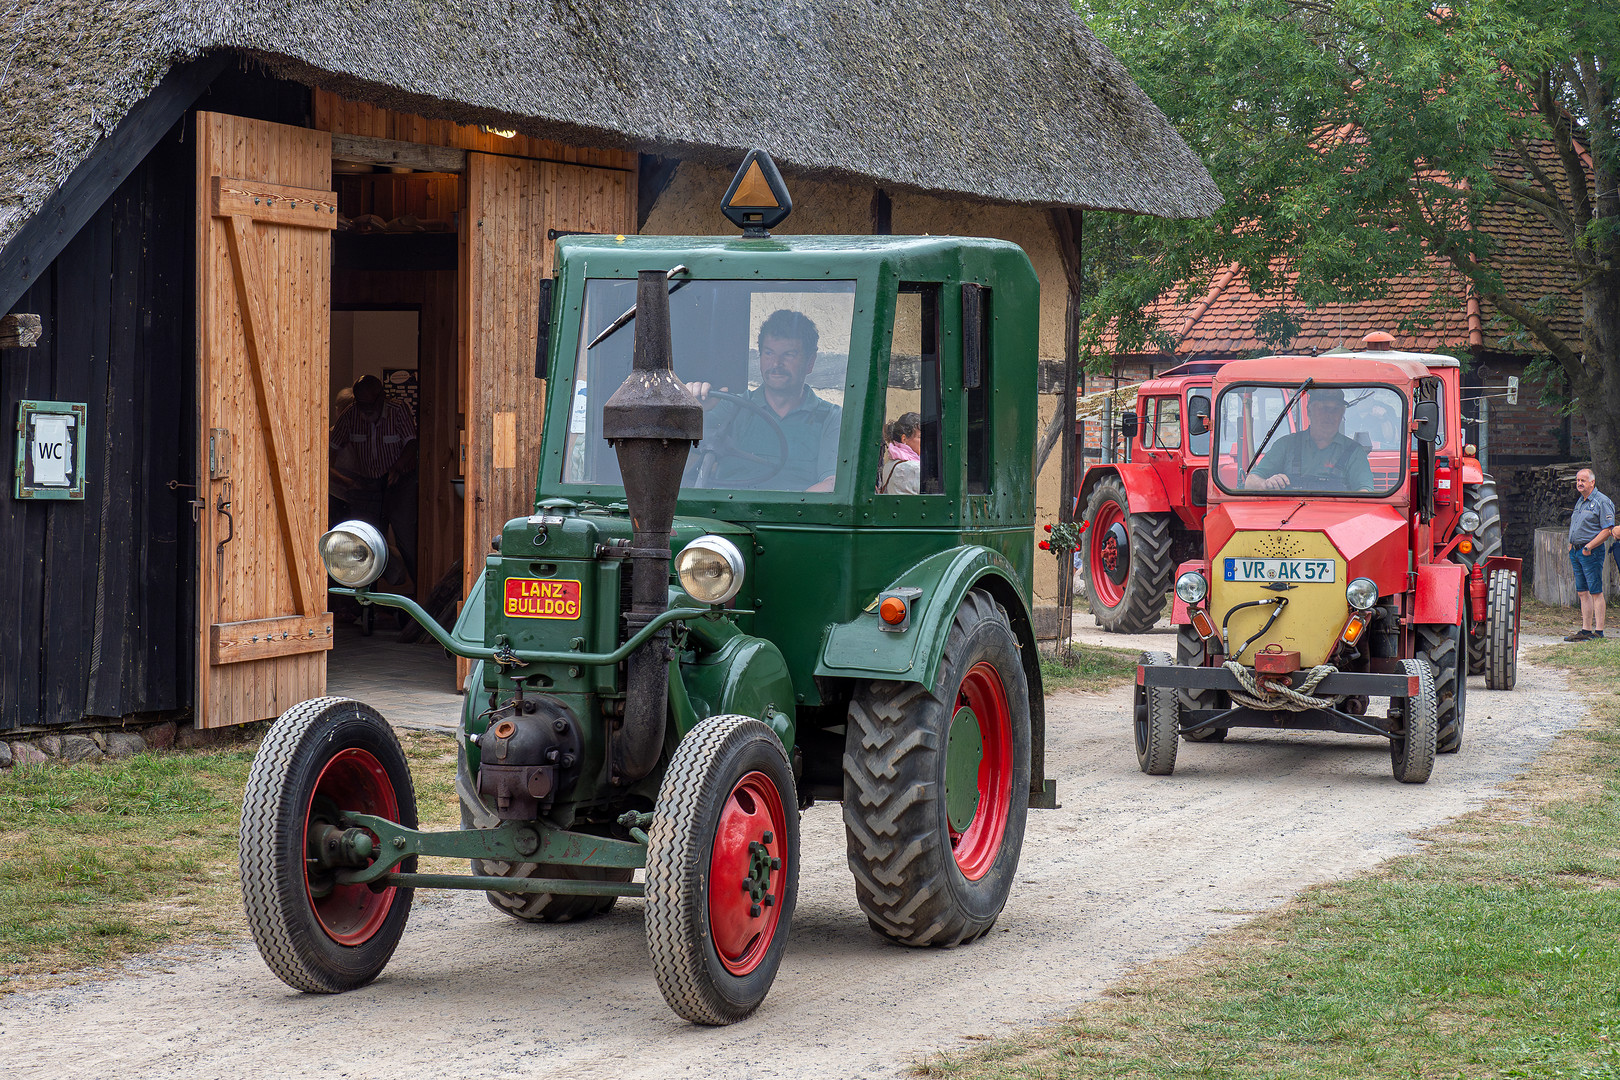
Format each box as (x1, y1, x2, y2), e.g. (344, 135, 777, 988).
(880, 284, 942, 494)
(1187, 389, 1211, 456)
(1154, 396, 1181, 449)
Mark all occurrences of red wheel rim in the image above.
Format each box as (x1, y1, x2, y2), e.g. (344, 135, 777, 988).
(950, 662, 1013, 880)
(304, 747, 400, 946)
(707, 770, 788, 976)
(1089, 502, 1126, 608)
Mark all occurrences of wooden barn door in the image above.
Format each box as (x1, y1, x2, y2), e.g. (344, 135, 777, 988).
(461, 154, 634, 584)
(196, 112, 336, 728)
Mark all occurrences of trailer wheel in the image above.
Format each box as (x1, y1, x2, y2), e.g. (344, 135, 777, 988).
(1390, 660, 1437, 784)
(646, 715, 798, 1025)
(1082, 475, 1173, 634)
(843, 590, 1031, 947)
(1135, 651, 1181, 774)
(1485, 568, 1519, 690)
(240, 697, 417, 992)
(1175, 625, 1227, 742)
(1416, 621, 1467, 754)
(1459, 478, 1503, 674)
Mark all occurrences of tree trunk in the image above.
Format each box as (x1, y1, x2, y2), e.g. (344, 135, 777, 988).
(1578, 270, 1620, 495)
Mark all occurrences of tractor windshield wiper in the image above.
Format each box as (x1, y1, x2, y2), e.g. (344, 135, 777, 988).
(586, 265, 689, 350)
(1247, 377, 1314, 474)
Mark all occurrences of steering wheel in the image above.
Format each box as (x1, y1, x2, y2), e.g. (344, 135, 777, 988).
(1291, 472, 1350, 492)
(688, 390, 792, 489)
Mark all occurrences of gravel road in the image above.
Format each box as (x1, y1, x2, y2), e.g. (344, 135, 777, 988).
(0, 630, 1582, 1080)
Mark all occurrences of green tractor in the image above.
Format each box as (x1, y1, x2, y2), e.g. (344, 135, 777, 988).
(238, 152, 1054, 1025)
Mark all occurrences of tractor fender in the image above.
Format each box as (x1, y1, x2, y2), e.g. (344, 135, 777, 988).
(815, 544, 1050, 805)
(1459, 459, 1484, 485)
(1483, 555, 1524, 631)
(1413, 561, 1467, 626)
(1078, 463, 1173, 517)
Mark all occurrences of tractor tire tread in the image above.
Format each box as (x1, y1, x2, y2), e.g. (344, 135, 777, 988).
(1486, 568, 1519, 690)
(1084, 476, 1174, 634)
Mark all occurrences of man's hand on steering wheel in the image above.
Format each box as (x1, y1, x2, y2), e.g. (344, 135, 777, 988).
(685, 389, 792, 488)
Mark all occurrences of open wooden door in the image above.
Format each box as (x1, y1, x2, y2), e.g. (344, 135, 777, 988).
(461, 154, 634, 585)
(196, 112, 336, 728)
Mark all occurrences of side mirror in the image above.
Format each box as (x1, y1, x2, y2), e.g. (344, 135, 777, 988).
(1413, 400, 1440, 444)
(533, 278, 555, 379)
(1187, 410, 1209, 437)
(1120, 410, 1138, 440)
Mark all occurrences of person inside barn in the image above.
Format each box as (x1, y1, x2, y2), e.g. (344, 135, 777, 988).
(1564, 467, 1614, 641)
(330, 375, 419, 589)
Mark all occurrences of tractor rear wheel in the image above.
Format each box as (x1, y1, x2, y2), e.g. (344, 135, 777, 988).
(1082, 476, 1173, 634)
(1135, 651, 1181, 774)
(1485, 568, 1519, 690)
(1175, 625, 1228, 742)
(646, 715, 798, 1025)
(1459, 478, 1503, 674)
(1416, 621, 1467, 754)
(843, 590, 1031, 948)
(1390, 660, 1437, 784)
(240, 697, 417, 993)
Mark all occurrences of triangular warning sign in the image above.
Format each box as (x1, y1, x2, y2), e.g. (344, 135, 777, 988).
(728, 161, 779, 208)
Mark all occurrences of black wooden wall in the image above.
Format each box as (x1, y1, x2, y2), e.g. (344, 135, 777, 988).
(0, 123, 196, 730)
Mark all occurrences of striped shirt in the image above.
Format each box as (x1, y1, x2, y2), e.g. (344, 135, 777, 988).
(330, 400, 417, 479)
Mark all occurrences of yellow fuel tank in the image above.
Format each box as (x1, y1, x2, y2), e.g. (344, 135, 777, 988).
(1211, 531, 1348, 665)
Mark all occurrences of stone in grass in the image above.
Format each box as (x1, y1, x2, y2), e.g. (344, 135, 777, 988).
(10, 742, 49, 766)
(0, 740, 10, 768)
(143, 721, 177, 750)
(176, 726, 220, 751)
(59, 734, 104, 763)
(37, 734, 62, 757)
(103, 732, 146, 760)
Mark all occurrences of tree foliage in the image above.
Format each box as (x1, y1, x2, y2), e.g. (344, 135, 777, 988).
(1077, 0, 1619, 477)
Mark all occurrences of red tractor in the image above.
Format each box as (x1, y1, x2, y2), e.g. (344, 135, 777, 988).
(1078, 338, 1516, 689)
(1134, 351, 1522, 784)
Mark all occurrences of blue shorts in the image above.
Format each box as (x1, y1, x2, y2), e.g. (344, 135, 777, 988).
(1570, 544, 1606, 593)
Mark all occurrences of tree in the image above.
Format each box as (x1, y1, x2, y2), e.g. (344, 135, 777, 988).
(1076, 0, 1620, 484)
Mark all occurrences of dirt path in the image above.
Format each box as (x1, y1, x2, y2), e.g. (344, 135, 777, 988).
(0, 637, 1582, 1080)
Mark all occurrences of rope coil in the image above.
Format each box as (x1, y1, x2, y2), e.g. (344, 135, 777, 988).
(1223, 661, 1343, 711)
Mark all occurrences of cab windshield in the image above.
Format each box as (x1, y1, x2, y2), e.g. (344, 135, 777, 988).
(1213, 383, 1406, 496)
(561, 278, 857, 493)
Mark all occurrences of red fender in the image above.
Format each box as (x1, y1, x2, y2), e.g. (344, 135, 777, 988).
(1077, 463, 1172, 516)
(1413, 561, 1467, 626)
(1169, 559, 1204, 625)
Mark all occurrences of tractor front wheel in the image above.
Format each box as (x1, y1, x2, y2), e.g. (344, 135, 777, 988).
(1175, 625, 1228, 743)
(1416, 621, 1467, 754)
(646, 715, 799, 1025)
(1135, 651, 1181, 773)
(1485, 568, 1519, 690)
(1459, 478, 1504, 674)
(239, 697, 417, 992)
(1390, 660, 1437, 784)
(844, 590, 1031, 948)
(1082, 476, 1173, 634)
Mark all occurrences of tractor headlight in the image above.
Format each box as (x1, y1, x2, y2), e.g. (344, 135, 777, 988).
(1457, 509, 1481, 533)
(1345, 577, 1379, 611)
(675, 536, 745, 605)
(319, 520, 389, 588)
(1175, 571, 1208, 604)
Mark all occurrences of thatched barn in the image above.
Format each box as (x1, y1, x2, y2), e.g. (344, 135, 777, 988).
(0, 1, 1218, 734)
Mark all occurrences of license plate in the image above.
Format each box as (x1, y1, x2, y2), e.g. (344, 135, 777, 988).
(1223, 558, 1335, 583)
(504, 578, 583, 619)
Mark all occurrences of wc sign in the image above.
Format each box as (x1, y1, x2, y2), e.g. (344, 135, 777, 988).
(14, 400, 87, 500)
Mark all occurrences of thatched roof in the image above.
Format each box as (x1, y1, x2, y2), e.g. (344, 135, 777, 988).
(0, 1, 1219, 259)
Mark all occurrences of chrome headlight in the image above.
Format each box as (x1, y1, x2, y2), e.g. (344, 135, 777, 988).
(1345, 577, 1379, 611)
(319, 520, 389, 588)
(1175, 570, 1208, 604)
(675, 535, 745, 605)
(1457, 509, 1481, 533)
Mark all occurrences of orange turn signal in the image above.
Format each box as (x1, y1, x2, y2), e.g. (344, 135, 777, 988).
(879, 596, 909, 625)
(1458, 539, 1474, 555)
(1190, 608, 1216, 640)
(1340, 613, 1367, 645)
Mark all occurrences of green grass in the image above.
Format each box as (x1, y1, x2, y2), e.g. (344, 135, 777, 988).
(923, 638, 1620, 1080)
(1040, 644, 1142, 693)
(0, 729, 459, 988)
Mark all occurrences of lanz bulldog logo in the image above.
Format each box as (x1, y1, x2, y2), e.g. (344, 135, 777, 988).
(504, 578, 582, 620)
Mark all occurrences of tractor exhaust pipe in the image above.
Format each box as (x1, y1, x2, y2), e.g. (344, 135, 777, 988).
(601, 270, 704, 785)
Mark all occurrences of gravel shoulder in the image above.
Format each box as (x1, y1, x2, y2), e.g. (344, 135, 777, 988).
(0, 634, 1584, 1080)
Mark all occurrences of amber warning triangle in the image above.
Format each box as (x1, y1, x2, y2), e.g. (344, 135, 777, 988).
(728, 161, 779, 208)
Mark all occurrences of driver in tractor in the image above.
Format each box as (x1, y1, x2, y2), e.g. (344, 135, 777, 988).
(684, 309, 841, 491)
(1244, 387, 1375, 492)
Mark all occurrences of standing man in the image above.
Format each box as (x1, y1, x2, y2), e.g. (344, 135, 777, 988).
(330, 374, 419, 587)
(1565, 467, 1614, 641)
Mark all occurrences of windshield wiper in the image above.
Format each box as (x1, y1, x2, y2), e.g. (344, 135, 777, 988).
(586, 265, 689, 350)
(1246, 377, 1313, 474)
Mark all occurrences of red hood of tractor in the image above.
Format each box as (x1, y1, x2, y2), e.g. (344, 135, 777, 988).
(1206, 502, 1410, 590)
